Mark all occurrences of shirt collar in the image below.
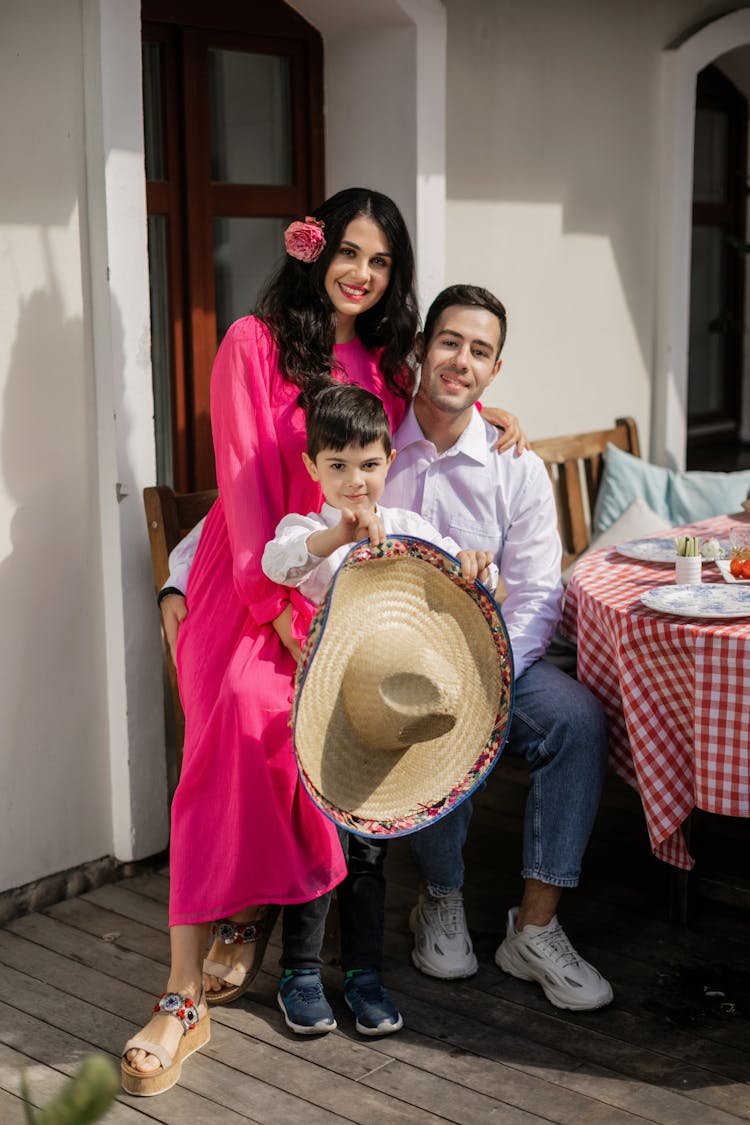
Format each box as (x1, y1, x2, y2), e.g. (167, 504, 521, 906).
(395, 402, 490, 466)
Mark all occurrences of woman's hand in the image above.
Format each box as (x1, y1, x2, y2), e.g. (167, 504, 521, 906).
(481, 406, 528, 455)
(160, 594, 188, 663)
(272, 603, 302, 663)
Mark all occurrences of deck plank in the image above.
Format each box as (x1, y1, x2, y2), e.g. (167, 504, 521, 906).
(3, 759, 750, 1123)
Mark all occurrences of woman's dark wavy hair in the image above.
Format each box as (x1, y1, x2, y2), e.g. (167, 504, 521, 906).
(255, 188, 418, 406)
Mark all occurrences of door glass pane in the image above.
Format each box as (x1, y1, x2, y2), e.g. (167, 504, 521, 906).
(147, 216, 173, 485)
(208, 49, 292, 184)
(142, 41, 166, 182)
(214, 217, 287, 341)
(688, 225, 725, 415)
(693, 108, 728, 204)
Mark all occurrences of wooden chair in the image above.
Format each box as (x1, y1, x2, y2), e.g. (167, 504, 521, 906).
(531, 416, 640, 572)
(143, 485, 217, 776)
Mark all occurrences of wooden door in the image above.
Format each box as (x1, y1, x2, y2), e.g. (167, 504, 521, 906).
(687, 65, 747, 455)
(142, 0, 324, 490)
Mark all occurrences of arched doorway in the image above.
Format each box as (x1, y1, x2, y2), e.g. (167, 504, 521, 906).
(686, 63, 748, 471)
(655, 9, 750, 471)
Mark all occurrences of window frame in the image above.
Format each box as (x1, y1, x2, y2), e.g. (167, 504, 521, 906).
(142, 0, 324, 490)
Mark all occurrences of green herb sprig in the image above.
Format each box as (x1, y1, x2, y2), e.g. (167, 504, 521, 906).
(673, 535, 701, 557)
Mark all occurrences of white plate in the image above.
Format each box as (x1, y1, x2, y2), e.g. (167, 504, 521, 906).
(717, 559, 750, 584)
(641, 584, 750, 618)
(615, 538, 725, 564)
(615, 538, 679, 563)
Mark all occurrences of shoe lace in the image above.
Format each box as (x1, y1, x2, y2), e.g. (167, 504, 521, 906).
(348, 975, 385, 1004)
(530, 921, 582, 969)
(285, 974, 324, 1006)
(429, 893, 465, 939)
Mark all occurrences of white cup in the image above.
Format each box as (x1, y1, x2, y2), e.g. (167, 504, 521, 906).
(675, 555, 702, 584)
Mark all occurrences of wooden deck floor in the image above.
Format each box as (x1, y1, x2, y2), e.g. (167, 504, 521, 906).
(2, 761, 750, 1124)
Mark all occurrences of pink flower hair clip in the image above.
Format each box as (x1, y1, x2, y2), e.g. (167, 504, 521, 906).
(284, 216, 326, 263)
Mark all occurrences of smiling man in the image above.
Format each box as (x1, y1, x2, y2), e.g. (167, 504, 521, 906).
(381, 284, 613, 1012)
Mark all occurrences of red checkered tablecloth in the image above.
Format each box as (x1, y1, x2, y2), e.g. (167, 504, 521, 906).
(561, 513, 750, 870)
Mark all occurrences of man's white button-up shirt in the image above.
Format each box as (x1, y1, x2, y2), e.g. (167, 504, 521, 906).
(383, 404, 562, 678)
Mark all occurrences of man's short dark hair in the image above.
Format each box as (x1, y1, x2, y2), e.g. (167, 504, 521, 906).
(305, 383, 393, 461)
(422, 284, 507, 357)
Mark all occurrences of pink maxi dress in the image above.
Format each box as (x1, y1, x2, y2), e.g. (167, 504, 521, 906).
(169, 317, 408, 925)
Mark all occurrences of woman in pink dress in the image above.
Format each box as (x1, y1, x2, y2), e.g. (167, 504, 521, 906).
(122, 188, 421, 1095)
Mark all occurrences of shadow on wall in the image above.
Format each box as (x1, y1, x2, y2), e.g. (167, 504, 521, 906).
(0, 246, 120, 887)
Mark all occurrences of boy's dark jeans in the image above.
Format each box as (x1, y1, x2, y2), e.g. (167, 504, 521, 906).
(281, 829, 387, 972)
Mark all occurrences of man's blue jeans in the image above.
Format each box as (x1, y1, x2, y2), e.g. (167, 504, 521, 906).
(409, 658, 609, 892)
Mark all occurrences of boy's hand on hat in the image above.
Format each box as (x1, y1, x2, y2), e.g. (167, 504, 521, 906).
(337, 508, 361, 541)
(337, 508, 386, 547)
(357, 513, 387, 546)
(457, 549, 494, 583)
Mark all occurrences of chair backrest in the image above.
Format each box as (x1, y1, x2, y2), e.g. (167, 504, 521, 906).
(531, 416, 640, 572)
(143, 485, 218, 771)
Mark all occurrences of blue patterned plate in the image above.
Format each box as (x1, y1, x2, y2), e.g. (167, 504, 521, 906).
(615, 538, 680, 563)
(616, 538, 725, 564)
(641, 583, 750, 618)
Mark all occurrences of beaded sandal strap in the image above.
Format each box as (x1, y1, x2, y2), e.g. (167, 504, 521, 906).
(210, 917, 265, 945)
(152, 991, 201, 1033)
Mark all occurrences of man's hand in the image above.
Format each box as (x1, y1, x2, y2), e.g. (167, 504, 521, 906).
(481, 406, 528, 455)
(160, 593, 187, 663)
(456, 549, 495, 583)
(272, 603, 302, 663)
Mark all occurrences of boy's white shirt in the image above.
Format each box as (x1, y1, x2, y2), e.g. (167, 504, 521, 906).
(260, 502, 498, 605)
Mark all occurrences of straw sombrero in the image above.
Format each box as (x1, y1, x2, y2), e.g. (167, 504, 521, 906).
(291, 537, 514, 838)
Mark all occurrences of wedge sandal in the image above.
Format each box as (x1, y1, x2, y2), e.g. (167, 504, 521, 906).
(121, 990, 210, 1097)
(202, 904, 280, 1006)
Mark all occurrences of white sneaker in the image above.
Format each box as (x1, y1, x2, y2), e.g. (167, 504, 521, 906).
(409, 890, 478, 979)
(495, 907, 613, 1011)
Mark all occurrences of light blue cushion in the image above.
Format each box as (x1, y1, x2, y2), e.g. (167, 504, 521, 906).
(593, 445, 671, 532)
(593, 443, 750, 534)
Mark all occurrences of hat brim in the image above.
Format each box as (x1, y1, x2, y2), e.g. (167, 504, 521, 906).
(292, 537, 514, 838)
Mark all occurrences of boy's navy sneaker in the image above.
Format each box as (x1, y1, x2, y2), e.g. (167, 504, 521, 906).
(277, 969, 337, 1034)
(343, 970, 404, 1036)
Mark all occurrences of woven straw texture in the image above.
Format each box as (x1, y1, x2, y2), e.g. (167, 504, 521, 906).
(292, 538, 513, 836)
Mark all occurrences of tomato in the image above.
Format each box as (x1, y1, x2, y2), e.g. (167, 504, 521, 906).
(741, 559, 750, 580)
(730, 557, 743, 578)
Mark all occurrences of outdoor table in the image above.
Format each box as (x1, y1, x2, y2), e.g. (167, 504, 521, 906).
(561, 512, 750, 870)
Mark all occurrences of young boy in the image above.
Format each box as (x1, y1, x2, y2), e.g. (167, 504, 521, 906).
(261, 382, 495, 1039)
(261, 383, 497, 599)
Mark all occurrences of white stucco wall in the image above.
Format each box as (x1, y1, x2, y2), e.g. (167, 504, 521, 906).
(291, 0, 446, 308)
(82, 0, 169, 865)
(0, 2, 113, 890)
(442, 0, 739, 452)
(0, 0, 168, 895)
